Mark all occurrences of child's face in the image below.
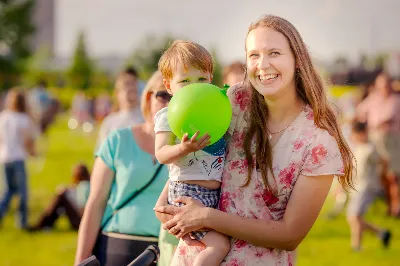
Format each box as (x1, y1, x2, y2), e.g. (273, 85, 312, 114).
(163, 61, 212, 95)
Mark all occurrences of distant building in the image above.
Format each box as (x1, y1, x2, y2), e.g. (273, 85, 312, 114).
(31, 0, 55, 54)
(386, 52, 400, 80)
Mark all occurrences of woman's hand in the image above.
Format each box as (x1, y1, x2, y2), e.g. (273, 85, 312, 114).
(154, 196, 209, 239)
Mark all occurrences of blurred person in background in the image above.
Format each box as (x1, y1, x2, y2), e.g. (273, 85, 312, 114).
(356, 72, 400, 217)
(95, 68, 144, 152)
(71, 91, 92, 126)
(0, 88, 38, 229)
(94, 92, 112, 123)
(74, 71, 172, 266)
(125, 66, 146, 98)
(346, 121, 392, 251)
(223, 61, 245, 87)
(326, 83, 368, 219)
(28, 163, 91, 231)
(28, 80, 51, 133)
(41, 98, 61, 133)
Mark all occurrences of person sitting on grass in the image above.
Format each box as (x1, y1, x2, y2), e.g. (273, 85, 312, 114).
(29, 163, 90, 231)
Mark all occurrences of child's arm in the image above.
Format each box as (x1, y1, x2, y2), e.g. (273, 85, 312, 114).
(155, 131, 211, 164)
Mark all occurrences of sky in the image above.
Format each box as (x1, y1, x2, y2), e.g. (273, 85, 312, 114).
(55, 0, 400, 64)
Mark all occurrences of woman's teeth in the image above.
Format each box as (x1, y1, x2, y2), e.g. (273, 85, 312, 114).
(259, 74, 278, 81)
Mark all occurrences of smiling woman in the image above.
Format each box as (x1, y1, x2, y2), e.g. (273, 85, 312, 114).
(154, 14, 355, 266)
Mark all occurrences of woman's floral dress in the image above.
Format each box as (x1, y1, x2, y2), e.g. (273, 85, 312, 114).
(170, 84, 344, 265)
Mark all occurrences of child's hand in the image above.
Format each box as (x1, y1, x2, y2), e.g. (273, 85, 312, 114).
(179, 131, 211, 154)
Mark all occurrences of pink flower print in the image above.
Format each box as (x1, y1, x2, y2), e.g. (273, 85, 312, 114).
(278, 164, 296, 187)
(230, 158, 249, 174)
(262, 188, 279, 206)
(235, 239, 247, 249)
(226, 258, 245, 266)
(222, 171, 232, 181)
(221, 180, 227, 189)
(288, 251, 294, 266)
(306, 110, 314, 120)
(253, 191, 268, 209)
(234, 89, 250, 111)
(303, 129, 314, 138)
(178, 245, 187, 256)
(293, 139, 305, 151)
(255, 247, 269, 258)
(311, 144, 328, 164)
(229, 160, 240, 171)
(232, 131, 246, 149)
(338, 166, 344, 174)
(232, 189, 244, 200)
(219, 192, 231, 211)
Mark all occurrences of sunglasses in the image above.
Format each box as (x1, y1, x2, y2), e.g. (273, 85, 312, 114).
(154, 91, 172, 103)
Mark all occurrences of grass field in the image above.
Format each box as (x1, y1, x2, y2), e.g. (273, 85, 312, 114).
(0, 114, 398, 266)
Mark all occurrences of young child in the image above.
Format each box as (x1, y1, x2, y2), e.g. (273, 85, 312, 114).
(346, 121, 392, 251)
(154, 40, 230, 266)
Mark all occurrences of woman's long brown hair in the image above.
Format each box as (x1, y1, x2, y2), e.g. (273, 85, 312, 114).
(243, 15, 355, 193)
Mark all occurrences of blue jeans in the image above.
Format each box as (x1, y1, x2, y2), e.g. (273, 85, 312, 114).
(0, 160, 28, 228)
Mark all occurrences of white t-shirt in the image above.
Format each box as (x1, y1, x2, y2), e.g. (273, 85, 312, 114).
(0, 110, 38, 163)
(154, 107, 225, 182)
(353, 142, 382, 191)
(95, 108, 144, 152)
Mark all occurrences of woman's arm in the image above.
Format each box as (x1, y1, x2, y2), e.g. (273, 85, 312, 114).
(154, 181, 173, 223)
(156, 174, 334, 251)
(74, 158, 114, 265)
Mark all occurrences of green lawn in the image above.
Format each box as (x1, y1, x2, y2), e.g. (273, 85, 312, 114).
(0, 114, 398, 266)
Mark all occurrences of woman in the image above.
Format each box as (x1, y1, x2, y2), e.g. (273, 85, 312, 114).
(356, 72, 400, 217)
(94, 68, 144, 152)
(154, 15, 354, 265)
(0, 88, 37, 229)
(74, 71, 172, 266)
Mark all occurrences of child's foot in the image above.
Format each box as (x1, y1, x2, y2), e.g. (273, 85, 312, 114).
(381, 230, 392, 248)
(351, 246, 361, 252)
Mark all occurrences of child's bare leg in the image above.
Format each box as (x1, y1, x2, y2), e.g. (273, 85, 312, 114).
(347, 216, 362, 250)
(192, 230, 230, 266)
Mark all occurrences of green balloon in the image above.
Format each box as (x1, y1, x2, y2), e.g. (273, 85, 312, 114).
(167, 83, 232, 145)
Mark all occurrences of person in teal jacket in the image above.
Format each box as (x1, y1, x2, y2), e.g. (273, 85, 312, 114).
(74, 71, 175, 266)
